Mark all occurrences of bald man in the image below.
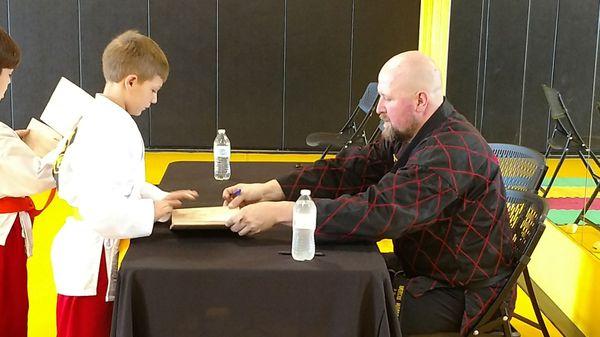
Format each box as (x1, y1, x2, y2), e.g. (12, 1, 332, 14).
(222, 51, 514, 335)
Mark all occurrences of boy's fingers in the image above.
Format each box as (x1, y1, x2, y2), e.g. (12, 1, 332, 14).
(167, 199, 182, 208)
(181, 191, 197, 200)
(15, 129, 30, 138)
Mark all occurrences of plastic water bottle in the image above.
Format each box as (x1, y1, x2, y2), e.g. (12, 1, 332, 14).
(292, 190, 317, 261)
(213, 129, 231, 180)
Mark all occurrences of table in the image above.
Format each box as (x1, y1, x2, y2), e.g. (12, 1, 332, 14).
(111, 161, 401, 337)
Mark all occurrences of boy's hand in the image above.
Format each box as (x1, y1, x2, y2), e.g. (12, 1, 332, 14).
(15, 129, 30, 139)
(154, 199, 182, 221)
(165, 190, 198, 203)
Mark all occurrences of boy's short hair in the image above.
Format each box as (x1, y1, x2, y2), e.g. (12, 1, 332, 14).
(102, 30, 169, 83)
(0, 27, 21, 69)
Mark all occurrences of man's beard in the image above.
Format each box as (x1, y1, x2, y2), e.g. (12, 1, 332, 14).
(381, 121, 417, 143)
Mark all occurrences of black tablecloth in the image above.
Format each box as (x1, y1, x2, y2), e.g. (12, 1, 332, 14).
(111, 161, 401, 337)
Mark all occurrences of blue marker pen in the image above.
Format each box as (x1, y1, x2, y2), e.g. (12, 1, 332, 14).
(232, 189, 242, 197)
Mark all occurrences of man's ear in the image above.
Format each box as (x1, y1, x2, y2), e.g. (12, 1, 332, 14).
(124, 74, 138, 89)
(416, 91, 428, 113)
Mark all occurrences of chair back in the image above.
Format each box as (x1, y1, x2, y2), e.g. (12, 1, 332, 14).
(542, 84, 587, 145)
(490, 143, 547, 194)
(306, 82, 380, 158)
(505, 190, 548, 261)
(358, 82, 380, 113)
(470, 190, 548, 335)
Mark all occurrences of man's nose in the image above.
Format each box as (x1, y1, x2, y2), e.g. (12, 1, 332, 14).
(376, 99, 384, 114)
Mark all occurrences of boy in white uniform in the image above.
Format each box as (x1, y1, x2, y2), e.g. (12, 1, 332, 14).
(51, 30, 197, 337)
(0, 27, 59, 337)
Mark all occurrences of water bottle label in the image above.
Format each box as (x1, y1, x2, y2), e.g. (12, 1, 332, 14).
(214, 145, 230, 157)
(292, 212, 316, 230)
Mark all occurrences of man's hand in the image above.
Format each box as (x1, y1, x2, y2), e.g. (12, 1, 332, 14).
(222, 180, 285, 208)
(225, 201, 294, 236)
(153, 199, 182, 221)
(165, 189, 199, 203)
(222, 183, 264, 208)
(15, 129, 30, 139)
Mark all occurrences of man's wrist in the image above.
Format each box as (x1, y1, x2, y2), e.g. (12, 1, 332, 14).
(263, 179, 285, 201)
(275, 201, 294, 226)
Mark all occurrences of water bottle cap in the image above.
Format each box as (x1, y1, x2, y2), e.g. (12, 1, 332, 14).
(300, 189, 311, 196)
(218, 129, 226, 134)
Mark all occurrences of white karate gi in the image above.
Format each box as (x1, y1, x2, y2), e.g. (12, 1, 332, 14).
(51, 94, 168, 299)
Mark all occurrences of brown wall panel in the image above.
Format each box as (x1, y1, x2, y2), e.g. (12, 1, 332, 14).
(480, 0, 528, 144)
(446, 0, 484, 124)
(80, 0, 150, 143)
(217, 0, 284, 150)
(284, 0, 352, 150)
(149, 0, 216, 148)
(448, 0, 600, 152)
(1, 0, 419, 150)
(10, 0, 79, 129)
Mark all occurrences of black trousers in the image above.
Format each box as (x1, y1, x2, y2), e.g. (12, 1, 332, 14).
(384, 254, 463, 335)
(398, 285, 464, 335)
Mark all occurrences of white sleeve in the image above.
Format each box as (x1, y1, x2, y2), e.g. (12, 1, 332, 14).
(140, 182, 168, 201)
(59, 126, 154, 240)
(139, 182, 170, 223)
(0, 124, 56, 198)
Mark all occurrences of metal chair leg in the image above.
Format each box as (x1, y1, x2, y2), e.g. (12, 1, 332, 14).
(542, 146, 569, 198)
(521, 267, 550, 337)
(576, 184, 599, 225)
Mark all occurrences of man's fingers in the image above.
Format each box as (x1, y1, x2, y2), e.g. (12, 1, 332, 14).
(226, 212, 242, 228)
(238, 226, 252, 236)
(223, 185, 247, 207)
(222, 185, 240, 200)
(229, 222, 244, 233)
(228, 195, 250, 209)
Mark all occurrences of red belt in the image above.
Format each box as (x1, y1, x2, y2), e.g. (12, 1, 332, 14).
(0, 188, 56, 217)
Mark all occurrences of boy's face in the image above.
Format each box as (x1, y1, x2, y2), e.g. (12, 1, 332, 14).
(124, 75, 164, 116)
(0, 68, 14, 100)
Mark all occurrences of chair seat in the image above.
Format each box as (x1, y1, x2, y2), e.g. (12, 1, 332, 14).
(305, 132, 351, 147)
(406, 327, 521, 337)
(406, 333, 460, 337)
(547, 136, 587, 151)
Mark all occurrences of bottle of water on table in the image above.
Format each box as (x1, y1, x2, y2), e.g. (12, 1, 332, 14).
(292, 189, 316, 261)
(213, 129, 231, 180)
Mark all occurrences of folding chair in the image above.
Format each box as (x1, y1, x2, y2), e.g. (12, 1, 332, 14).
(540, 84, 600, 225)
(305, 82, 381, 159)
(490, 143, 548, 194)
(490, 144, 550, 337)
(407, 191, 549, 337)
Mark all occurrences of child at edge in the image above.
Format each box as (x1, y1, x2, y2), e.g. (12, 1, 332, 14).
(50, 30, 198, 337)
(0, 27, 61, 337)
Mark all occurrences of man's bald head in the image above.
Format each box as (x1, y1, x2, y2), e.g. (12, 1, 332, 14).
(375, 51, 445, 142)
(379, 51, 443, 106)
